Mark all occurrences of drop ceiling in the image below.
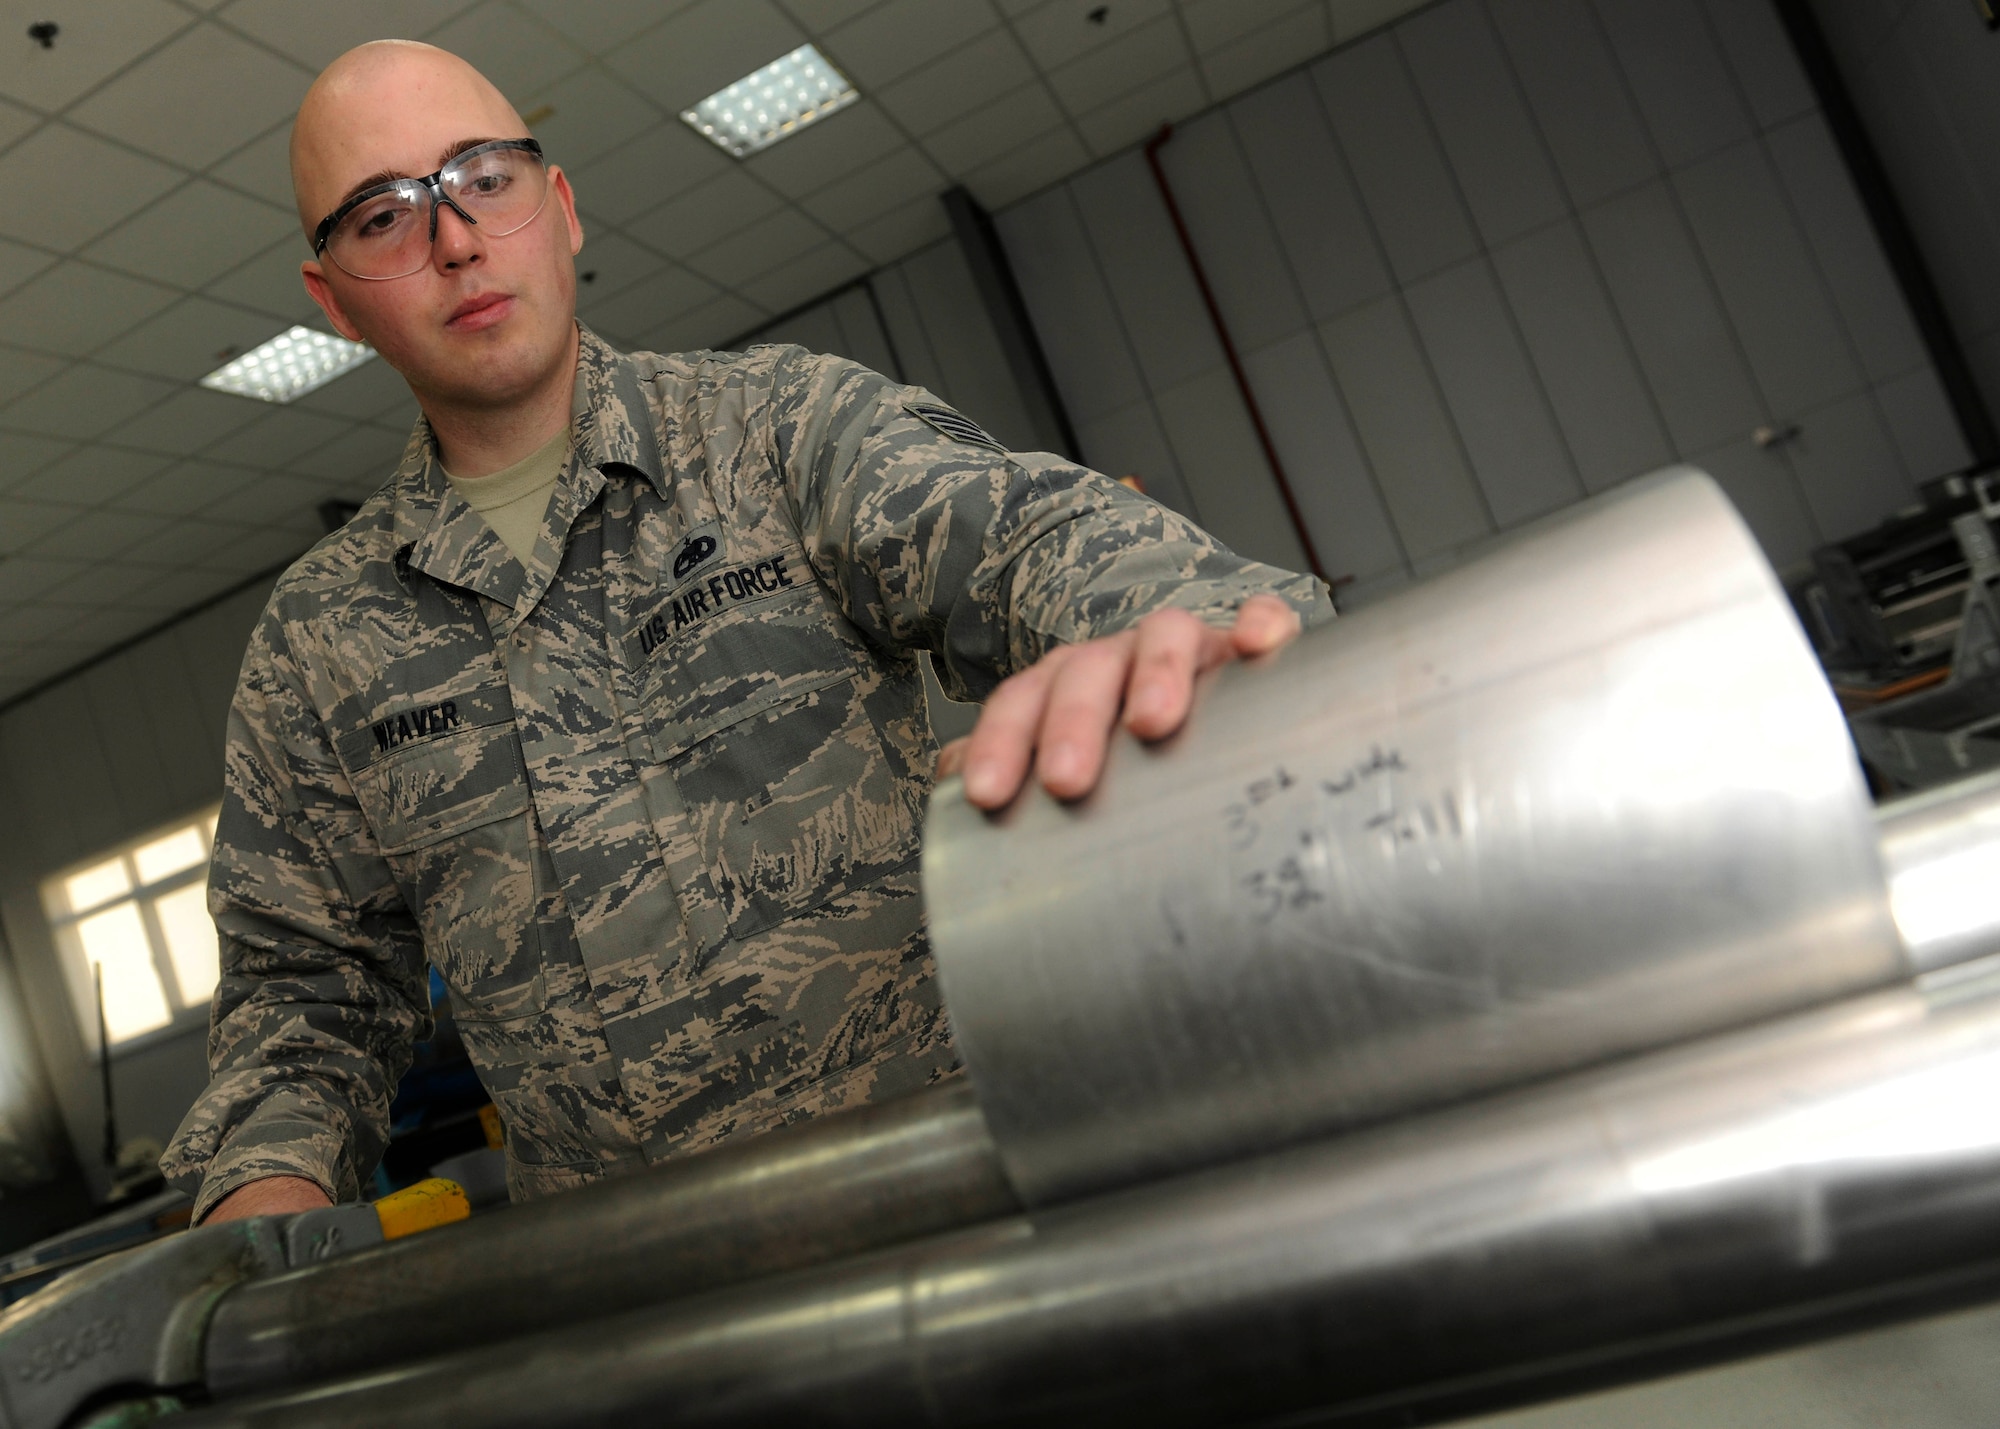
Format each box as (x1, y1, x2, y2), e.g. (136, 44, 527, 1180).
(0, 0, 1421, 706)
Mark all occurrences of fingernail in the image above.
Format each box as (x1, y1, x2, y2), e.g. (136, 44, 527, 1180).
(1042, 743, 1078, 783)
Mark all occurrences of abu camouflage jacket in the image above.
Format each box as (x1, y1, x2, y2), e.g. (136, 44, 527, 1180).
(161, 327, 1330, 1216)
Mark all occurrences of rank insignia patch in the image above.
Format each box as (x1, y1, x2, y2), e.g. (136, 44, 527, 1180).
(906, 401, 1006, 453)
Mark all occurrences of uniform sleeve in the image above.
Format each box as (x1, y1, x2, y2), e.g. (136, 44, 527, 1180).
(765, 347, 1335, 701)
(159, 608, 431, 1222)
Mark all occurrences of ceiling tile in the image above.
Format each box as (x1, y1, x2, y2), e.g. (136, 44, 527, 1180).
(41, 556, 177, 607)
(0, 364, 178, 441)
(202, 238, 320, 323)
(119, 514, 251, 567)
(799, 146, 944, 233)
(1012, 0, 1174, 70)
(843, 193, 950, 264)
(742, 101, 903, 196)
(205, 122, 295, 204)
(0, 557, 87, 603)
(1073, 64, 1206, 156)
(775, 0, 886, 31)
(685, 207, 829, 287)
(522, 67, 662, 169)
(1329, 0, 1427, 44)
(218, 0, 485, 70)
(5, 442, 169, 504)
(286, 423, 409, 483)
(0, 98, 38, 151)
(93, 296, 291, 381)
(738, 240, 868, 313)
(29, 507, 172, 561)
(58, 602, 174, 646)
(821, 0, 999, 90)
(569, 123, 730, 224)
(0, 347, 69, 407)
(1199, 5, 1328, 98)
(606, 0, 806, 114)
(0, 262, 180, 357)
(0, 0, 193, 112)
(81, 180, 297, 290)
(1181, 0, 1306, 51)
(515, 0, 700, 54)
(203, 406, 355, 469)
(0, 498, 87, 555)
(424, 4, 592, 104)
(571, 226, 670, 298)
(292, 355, 412, 421)
(110, 459, 260, 515)
(921, 83, 1065, 174)
(127, 563, 236, 612)
(0, 431, 78, 489)
(962, 119, 1089, 208)
(0, 238, 58, 303)
(0, 124, 183, 251)
(1, 605, 86, 641)
(215, 471, 326, 526)
(651, 292, 767, 351)
(1045, 13, 1191, 114)
(67, 24, 309, 171)
(874, 28, 1035, 135)
(623, 170, 787, 259)
(580, 265, 719, 336)
(196, 523, 314, 574)
(102, 384, 264, 456)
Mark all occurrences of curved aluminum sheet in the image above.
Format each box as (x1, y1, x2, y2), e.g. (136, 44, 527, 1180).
(924, 469, 1907, 1207)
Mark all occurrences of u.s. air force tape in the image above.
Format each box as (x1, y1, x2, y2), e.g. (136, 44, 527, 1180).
(905, 401, 1006, 453)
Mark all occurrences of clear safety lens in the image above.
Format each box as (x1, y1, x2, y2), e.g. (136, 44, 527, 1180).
(326, 144, 550, 280)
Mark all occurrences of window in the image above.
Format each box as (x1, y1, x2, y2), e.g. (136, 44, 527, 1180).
(42, 808, 223, 1051)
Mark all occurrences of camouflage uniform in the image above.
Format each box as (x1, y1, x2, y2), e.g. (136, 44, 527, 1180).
(161, 328, 1331, 1216)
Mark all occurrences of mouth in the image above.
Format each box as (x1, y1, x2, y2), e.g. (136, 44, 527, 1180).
(445, 291, 515, 332)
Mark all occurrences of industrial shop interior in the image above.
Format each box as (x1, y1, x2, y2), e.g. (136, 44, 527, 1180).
(0, 0, 1997, 1424)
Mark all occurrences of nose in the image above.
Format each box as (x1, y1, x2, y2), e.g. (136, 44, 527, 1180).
(431, 197, 483, 271)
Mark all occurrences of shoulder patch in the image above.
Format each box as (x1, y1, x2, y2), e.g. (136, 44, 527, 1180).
(905, 401, 1006, 453)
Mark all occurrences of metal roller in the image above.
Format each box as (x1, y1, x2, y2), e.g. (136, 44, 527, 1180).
(924, 467, 1909, 1207)
(161, 940, 2000, 1429)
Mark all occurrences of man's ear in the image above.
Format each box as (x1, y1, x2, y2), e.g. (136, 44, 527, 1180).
(301, 259, 366, 344)
(550, 166, 584, 256)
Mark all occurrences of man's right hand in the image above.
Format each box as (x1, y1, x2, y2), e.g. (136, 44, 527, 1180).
(203, 1175, 333, 1224)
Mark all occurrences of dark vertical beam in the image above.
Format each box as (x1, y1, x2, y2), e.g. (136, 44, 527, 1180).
(1772, 0, 2000, 467)
(940, 186, 1082, 462)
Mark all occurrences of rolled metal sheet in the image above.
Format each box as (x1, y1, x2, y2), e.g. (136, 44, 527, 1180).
(165, 953, 2000, 1429)
(201, 1081, 1011, 1398)
(925, 469, 1907, 1207)
(1878, 768, 2000, 974)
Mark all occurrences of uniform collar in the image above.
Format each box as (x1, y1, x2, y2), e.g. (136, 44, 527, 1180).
(389, 324, 666, 616)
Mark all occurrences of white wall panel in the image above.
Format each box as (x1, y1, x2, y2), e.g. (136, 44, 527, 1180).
(1157, 111, 1309, 352)
(1689, 434, 1820, 570)
(1241, 330, 1407, 583)
(1228, 74, 1393, 323)
(1487, 0, 1659, 209)
(1399, 0, 1568, 249)
(1591, 0, 1753, 169)
(1673, 139, 1864, 418)
(1491, 219, 1674, 492)
(1073, 398, 1203, 523)
(1583, 180, 1765, 453)
(1154, 366, 1311, 573)
(1311, 35, 1480, 285)
(1320, 295, 1493, 559)
(1785, 390, 1917, 543)
(1406, 257, 1584, 527)
(1876, 367, 1973, 484)
(1698, 0, 1813, 132)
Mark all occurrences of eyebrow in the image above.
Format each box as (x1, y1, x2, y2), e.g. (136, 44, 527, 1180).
(329, 136, 511, 213)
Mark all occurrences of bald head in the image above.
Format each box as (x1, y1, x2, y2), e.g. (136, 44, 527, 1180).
(290, 41, 528, 238)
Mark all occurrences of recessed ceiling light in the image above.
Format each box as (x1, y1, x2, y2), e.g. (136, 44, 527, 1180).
(681, 44, 859, 158)
(200, 326, 375, 404)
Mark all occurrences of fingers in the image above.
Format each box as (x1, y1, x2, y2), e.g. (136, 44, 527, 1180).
(935, 736, 971, 781)
(1122, 607, 1217, 741)
(1230, 594, 1302, 657)
(960, 653, 1064, 809)
(1033, 635, 1137, 801)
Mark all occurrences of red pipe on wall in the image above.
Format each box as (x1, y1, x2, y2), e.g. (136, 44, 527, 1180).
(1144, 123, 1329, 584)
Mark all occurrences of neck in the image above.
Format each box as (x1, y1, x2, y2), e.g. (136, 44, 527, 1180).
(423, 324, 581, 478)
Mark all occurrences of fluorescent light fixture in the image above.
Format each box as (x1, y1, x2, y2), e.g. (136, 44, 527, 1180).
(201, 325, 375, 404)
(681, 44, 859, 158)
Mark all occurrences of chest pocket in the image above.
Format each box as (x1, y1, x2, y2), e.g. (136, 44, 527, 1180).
(637, 575, 921, 955)
(338, 684, 547, 1023)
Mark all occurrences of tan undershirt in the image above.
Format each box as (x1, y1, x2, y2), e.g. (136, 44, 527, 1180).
(441, 426, 571, 563)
